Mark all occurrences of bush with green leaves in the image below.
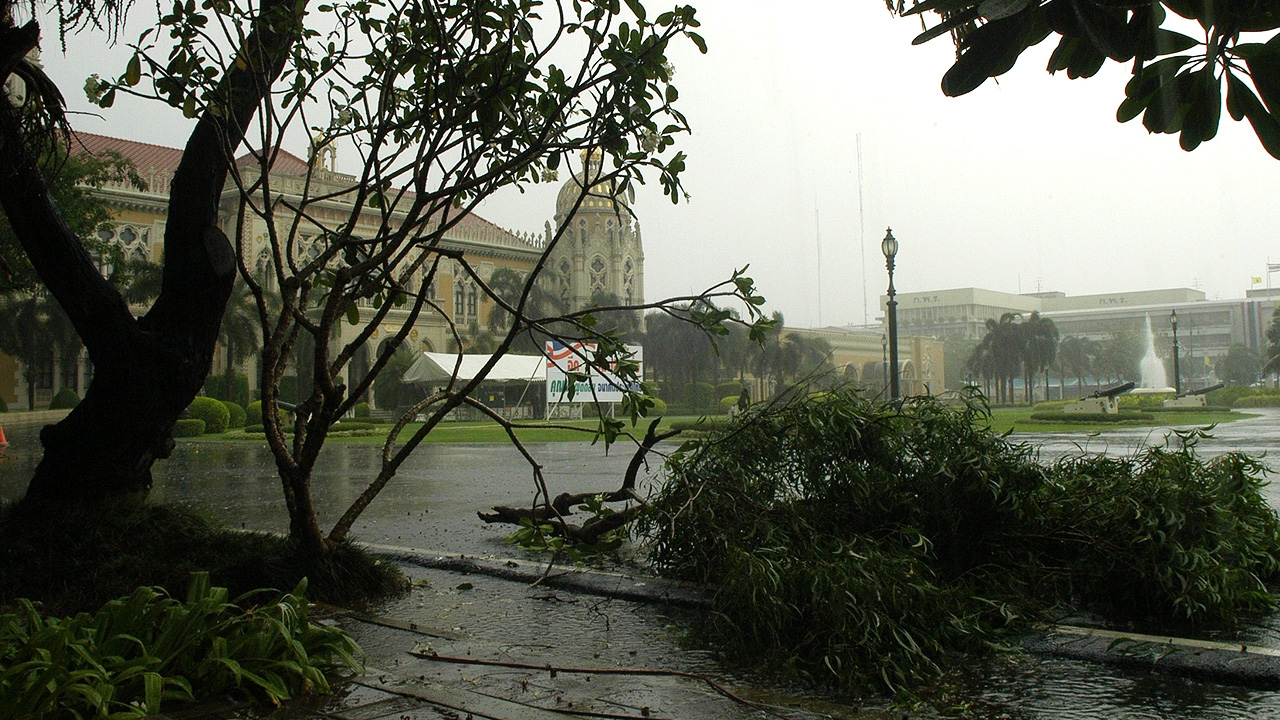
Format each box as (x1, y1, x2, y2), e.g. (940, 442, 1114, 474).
(187, 397, 230, 434)
(223, 401, 247, 429)
(246, 400, 264, 427)
(202, 373, 250, 407)
(687, 381, 715, 411)
(354, 401, 371, 419)
(48, 388, 79, 410)
(0, 394, 7, 412)
(1028, 432, 1280, 623)
(1206, 385, 1280, 408)
(1233, 394, 1280, 408)
(1119, 393, 1173, 410)
(172, 419, 205, 437)
(641, 388, 1280, 694)
(648, 397, 667, 416)
(0, 573, 362, 718)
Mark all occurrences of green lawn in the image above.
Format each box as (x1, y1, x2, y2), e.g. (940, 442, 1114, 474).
(188, 415, 712, 445)
(987, 407, 1252, 435)
(186, 407, 1254, 445)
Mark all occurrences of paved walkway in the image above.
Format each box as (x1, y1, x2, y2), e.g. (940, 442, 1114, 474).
(0, 409, 69, 431)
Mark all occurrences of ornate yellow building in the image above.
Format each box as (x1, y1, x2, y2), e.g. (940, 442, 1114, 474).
(1, 133, 642, 408)
(544, 151, 644, 318)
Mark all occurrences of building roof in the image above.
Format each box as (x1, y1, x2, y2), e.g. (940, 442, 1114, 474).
(69, 132, 541, 252)
(74, 131, 312, 177)
(73, 131, 185, 176)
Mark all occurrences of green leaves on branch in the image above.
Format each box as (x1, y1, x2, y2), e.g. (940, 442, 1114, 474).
(897, 0, 1280, 158)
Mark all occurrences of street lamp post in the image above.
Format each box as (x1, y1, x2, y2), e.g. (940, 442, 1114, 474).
(881, 333, 889, 390)
(1170, 309, 1181, 396)
(882, 228, 900, 400)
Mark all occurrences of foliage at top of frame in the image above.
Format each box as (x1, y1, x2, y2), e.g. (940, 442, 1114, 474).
(894, 0, 1280, 158)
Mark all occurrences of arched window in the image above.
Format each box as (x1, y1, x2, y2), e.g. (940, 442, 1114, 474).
(589, 256, 607, 293)
(454, 279, 466, 318)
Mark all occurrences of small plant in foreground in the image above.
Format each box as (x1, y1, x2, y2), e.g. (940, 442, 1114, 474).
(0, 573, 362, 718)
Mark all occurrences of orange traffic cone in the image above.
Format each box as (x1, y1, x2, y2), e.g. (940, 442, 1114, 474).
(0, 425, 7, 447)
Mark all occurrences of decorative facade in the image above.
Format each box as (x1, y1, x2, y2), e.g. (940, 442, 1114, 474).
(0, 134, 645, 408)
(544, 151, 644, 323)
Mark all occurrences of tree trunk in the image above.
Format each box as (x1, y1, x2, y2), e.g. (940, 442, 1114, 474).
(1, 4, 302, 503)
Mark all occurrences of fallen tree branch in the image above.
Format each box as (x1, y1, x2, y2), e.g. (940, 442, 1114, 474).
(406, 651, 797, 720)
(478, 418, 677, 541)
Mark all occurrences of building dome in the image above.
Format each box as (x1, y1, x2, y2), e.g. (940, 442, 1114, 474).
(554, 150, 634, 219)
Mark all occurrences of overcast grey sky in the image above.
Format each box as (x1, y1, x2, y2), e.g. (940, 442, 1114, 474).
(43, 0, 1280, 329)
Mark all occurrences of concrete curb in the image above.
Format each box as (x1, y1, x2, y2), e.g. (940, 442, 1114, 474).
(359, 541, 712, 609)
(1023, 624, 1280, 689)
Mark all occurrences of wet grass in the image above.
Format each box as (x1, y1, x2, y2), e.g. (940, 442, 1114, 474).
(0, 496, 407, 615)
(987, 407, 1250, 434)
(188, 416, 706, 444)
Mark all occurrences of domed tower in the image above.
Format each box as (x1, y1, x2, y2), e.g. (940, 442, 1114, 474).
(545, 151, 644, 328)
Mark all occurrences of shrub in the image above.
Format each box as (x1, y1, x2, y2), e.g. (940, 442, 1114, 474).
(1206, 385, 1280, 408)
(1233, 394, 1280, 408)
(715, 382, 742, 401)
(641, 388, 1280, 694)
(687, 381, 715, 411)
(201, 373, 250, 407)
(0, 395, 7, 412)
(354, 401, 371, 419)
(246, 400, 263, 427)
(173, 419, 206, 437)
(1118, 393, 1173, 410)
(717, 395, 738, 415)
(243, 424, 265, 434)
(333, 420, 376, 431)
(0, 573, 362, 717)
(278, 375, 299, 404)
(49, 388, 80, 410)
(223, 401, 247, 429)
(188, 397, 231, 434)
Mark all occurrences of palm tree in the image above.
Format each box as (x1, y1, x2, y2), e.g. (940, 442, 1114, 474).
(1021, 311, 1058, 403)
(1057, 336, 1096, 398)
(219, 279, 265, 403)
(971, 313, 1024, 405)
(0, 291, 84, 409)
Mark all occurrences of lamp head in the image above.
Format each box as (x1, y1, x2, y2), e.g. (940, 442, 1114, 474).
(1170, 309, 1178, 329)
(881, 228, 898, 260)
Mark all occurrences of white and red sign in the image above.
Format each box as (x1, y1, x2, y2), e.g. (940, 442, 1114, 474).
(545, 341, 643, 405)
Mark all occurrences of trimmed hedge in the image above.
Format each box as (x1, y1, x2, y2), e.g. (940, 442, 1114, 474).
(1234, 395, 1280, 408)
(188, 397, 231, 434)
(222, 401, 247, 429)
(1029, 411, 1155, 423)
(173, 418, 206, 437)
(354, 402, 371, 419)
(49, 388, 80, 410)
(0, 395, 7, 412)
(246, 400, 264, 427)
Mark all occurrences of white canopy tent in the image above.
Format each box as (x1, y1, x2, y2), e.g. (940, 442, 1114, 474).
(400, 352, 546, 385)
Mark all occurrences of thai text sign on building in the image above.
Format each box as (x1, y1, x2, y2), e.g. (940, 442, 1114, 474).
(545, 341, 643, 405)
